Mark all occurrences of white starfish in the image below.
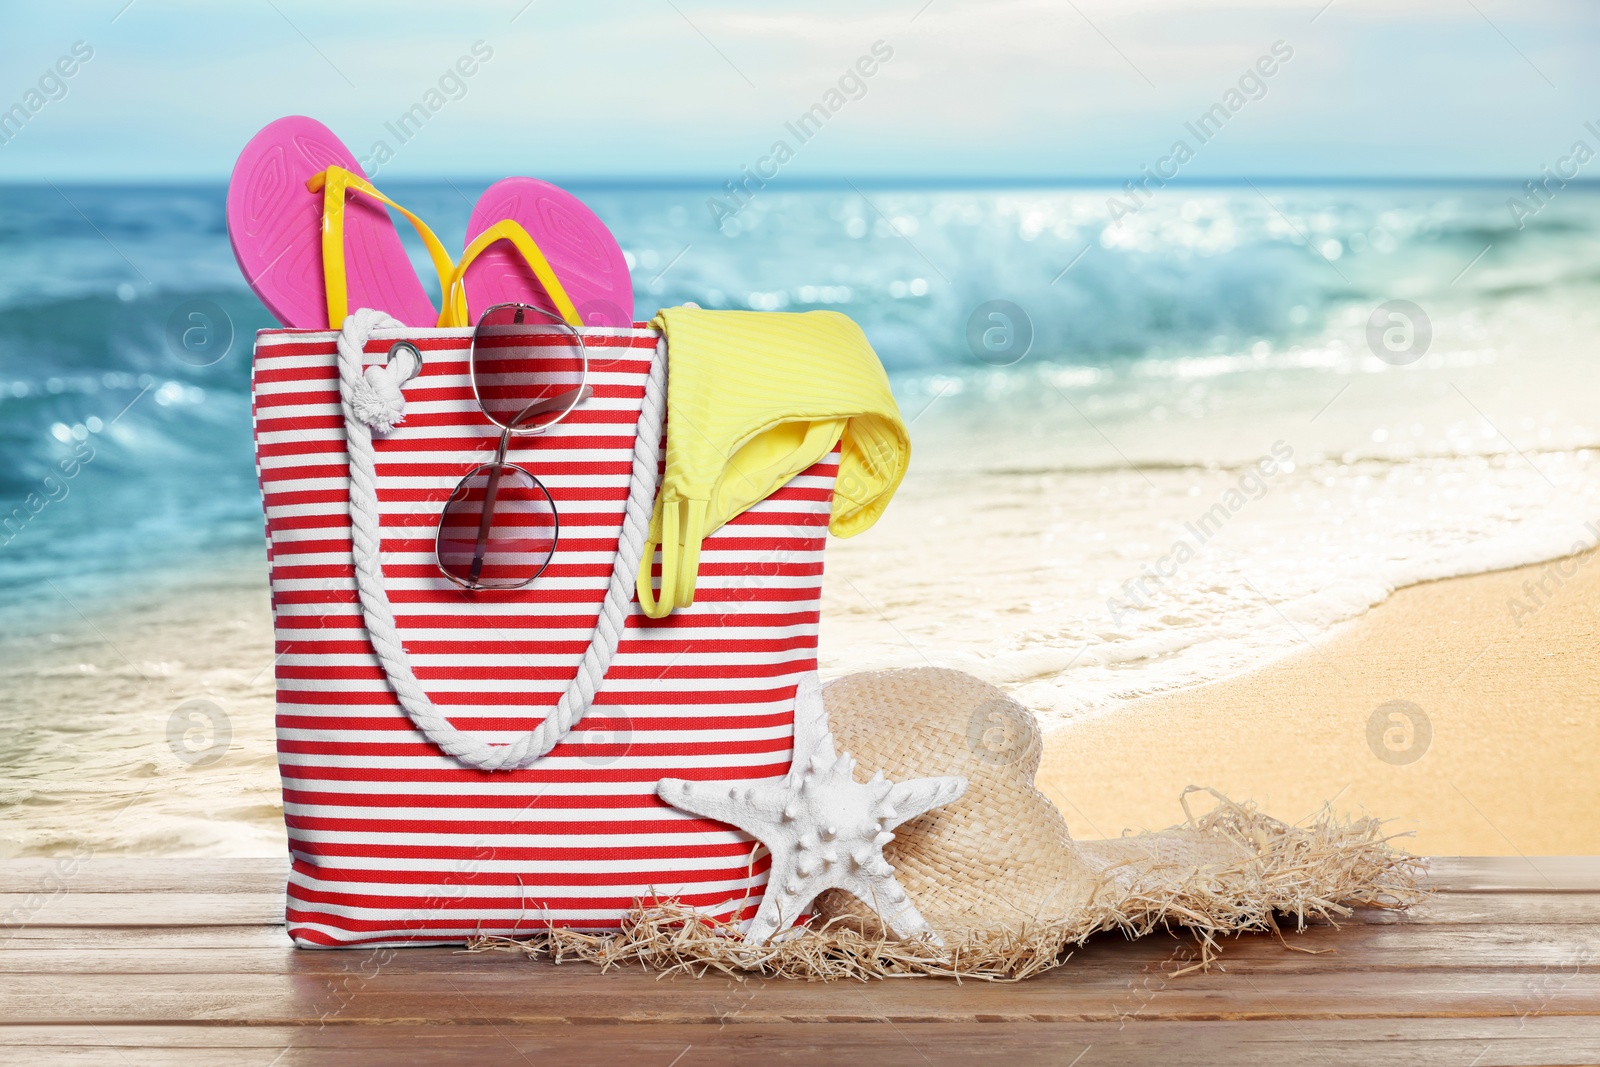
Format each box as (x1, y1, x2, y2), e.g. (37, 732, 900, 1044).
(657, 673, 967, 944)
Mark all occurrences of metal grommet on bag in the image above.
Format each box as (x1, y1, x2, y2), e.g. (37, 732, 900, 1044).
(384, 340, 423, 383)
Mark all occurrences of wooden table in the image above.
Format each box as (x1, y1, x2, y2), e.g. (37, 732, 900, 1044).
(2, 857, 1596, 1066)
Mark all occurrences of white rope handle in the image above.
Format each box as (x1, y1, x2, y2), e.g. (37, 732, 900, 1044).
(336, 307, 667, 771)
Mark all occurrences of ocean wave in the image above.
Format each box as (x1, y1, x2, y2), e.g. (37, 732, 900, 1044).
(980, 444, 1600, 479)
(4, 181, 1598, 688)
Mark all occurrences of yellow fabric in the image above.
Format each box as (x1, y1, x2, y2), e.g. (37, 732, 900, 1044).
(636, 307, 910, 618)
(305, 167, 458, 328)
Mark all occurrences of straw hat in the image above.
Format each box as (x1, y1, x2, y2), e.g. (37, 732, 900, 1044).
(814, 668, 1423, 944)
(813, 668, 1093, 934)
(475, 668, 1423, 980)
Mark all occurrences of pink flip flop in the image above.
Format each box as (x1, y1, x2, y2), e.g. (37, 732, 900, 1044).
(227, 116, 437, 330)
(463, 178, 634, 329)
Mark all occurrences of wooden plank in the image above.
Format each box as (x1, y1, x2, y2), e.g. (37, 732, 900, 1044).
(1, 857, 1596, 1065)
(1, 923, 1595, 975)
(0, 1018, 1597, 1067)
(7, 887, 1598, 930)
(1425, 857, 1600, 892)
(0, 892, 284, 927)
(6, 855, 1594, 898)
(0, 856, 1592, 934)
(0, 858, 287, 895)
(2, 965, 1597, 1026)
(1356, 892, 1600, 925)
(0, 925, 290, 950)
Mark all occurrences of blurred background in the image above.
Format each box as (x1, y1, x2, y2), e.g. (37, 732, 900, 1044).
(3, 0, 1599, 854)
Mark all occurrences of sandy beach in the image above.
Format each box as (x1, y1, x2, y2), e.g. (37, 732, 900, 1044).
(6, 182, 1599, 863)
(0, 550, 284, 857)
(1037, 550, 1600, 857)
(4, 542, 1593, 858)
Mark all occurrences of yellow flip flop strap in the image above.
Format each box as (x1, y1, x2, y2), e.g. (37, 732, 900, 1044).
(305, 166, 457, 329)
(442, 220, 583, 330)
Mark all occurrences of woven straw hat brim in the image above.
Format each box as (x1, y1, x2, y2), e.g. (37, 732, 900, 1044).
(814, 668, 1093, 935)
(465, 669, 1423, 979)
(814, 668, 1421, 942)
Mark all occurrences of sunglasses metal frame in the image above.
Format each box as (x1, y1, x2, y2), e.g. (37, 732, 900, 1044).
(435, 458, 560, 591)
(468, 302, 591, 434)
(434, 302, 590, 591)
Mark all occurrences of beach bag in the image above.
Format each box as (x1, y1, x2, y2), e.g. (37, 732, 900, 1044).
(251, 313, 837, 948)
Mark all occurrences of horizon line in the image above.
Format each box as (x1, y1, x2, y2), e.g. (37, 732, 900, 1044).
(0, 174, 1584, 191)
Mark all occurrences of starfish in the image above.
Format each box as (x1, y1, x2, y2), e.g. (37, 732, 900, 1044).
(657, 673, 967, 944)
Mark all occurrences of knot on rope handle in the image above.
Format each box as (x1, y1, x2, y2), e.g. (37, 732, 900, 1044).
(349, 344, 419, 433)
(336, 308, 667, 771)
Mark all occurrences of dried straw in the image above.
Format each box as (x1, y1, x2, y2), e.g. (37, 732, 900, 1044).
(468, 669, 1426, 980)
(467, 786, 1426, 982)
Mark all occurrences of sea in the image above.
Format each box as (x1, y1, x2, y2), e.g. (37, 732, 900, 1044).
(2, 178, 1598, 730)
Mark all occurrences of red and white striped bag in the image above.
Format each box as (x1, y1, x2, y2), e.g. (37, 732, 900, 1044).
(251, 314, 835, 948)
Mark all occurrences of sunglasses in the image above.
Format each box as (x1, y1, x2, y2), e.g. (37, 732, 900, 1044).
(435, 303, 593, 591)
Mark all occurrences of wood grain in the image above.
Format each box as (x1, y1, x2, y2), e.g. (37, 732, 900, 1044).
(0, 1019, 1597, 1067)
(1, 857, 1596, 1066)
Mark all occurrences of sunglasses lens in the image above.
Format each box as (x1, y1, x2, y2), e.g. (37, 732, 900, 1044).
(437, 465, 557, 590)
(471, 304, 585, 433)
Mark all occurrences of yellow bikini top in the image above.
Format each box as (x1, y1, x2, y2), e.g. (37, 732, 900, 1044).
(638, 306, 909, 618)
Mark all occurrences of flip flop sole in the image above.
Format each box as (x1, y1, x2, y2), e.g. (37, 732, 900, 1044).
(227, 116, 436, 330)
(464, 178, 634, 329)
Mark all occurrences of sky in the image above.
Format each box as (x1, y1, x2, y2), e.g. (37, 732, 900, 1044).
(0, 0, 1596, 182)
